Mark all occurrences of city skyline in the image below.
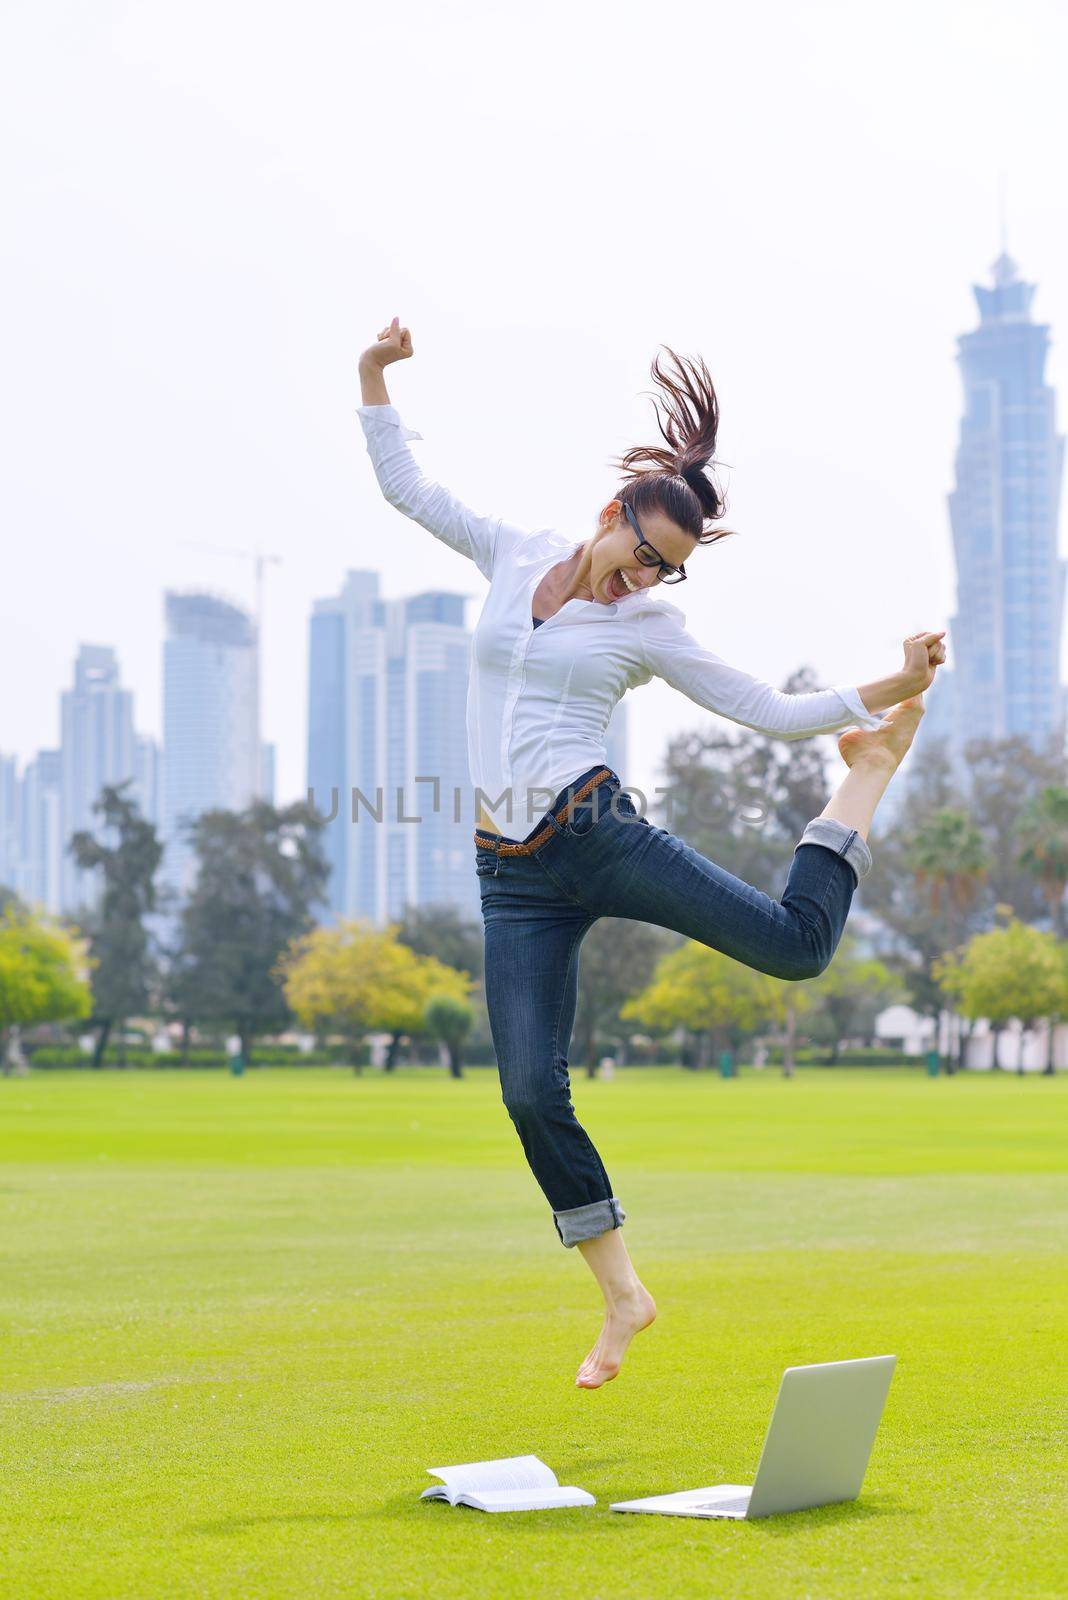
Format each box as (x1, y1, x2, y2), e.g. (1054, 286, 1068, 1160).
(0, 554, 633, 921)
(0, 595, 273, 918)
(4, 233, 1066, 910)
(3, 229, 1065, 810)
(4, 4, 1067, 815)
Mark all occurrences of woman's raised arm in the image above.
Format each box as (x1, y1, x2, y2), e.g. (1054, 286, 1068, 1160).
(357, 318, 526, 581)
(636, 603, 947, 740)
(358, 316, 409, 406)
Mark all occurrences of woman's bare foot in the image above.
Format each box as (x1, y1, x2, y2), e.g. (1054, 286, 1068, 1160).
(575, 1283, 657, 1389)
(837, 695, 925, 772)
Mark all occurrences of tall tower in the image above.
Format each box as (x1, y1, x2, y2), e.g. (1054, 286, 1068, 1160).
(59, 645, 137, 914)
(0, 753, 19, 901)
(935, 252, 1066, 760)
(389, 590, 475, 921)
(162, 592, 261, 901)
(308, 570, 380, 923)
(17, 751, 62, 915)
(307, 572, 478, 925)
(132, 735, 162, 831)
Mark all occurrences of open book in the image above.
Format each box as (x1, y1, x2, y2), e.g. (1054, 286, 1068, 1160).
(420, 1454, 595, 1512)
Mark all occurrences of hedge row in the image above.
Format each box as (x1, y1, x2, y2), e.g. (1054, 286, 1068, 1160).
(763, 1047, 915, 1067)
(25, 1043, 916, 1071)
(27, 1045, 370, 1069)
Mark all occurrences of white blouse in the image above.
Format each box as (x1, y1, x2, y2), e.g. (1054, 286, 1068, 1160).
(356, 403, 886, 830)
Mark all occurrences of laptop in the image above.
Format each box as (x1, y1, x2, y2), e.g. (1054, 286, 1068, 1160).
(610, 1355, 896, 1521)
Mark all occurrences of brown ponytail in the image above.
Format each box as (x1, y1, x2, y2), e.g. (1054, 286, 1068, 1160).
(610, 346, 736, 548)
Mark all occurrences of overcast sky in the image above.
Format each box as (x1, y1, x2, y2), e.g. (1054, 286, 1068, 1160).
(2, 0, 1066, 807)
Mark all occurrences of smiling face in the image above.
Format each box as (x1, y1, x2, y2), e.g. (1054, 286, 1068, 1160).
(589, 499, 698, 605)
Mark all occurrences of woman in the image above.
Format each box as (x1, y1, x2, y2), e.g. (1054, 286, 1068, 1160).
(357, 317, 946, 1390)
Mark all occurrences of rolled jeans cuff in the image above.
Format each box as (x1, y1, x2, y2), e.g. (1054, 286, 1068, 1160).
(796, 816, 872, 885)
(553, 1197, 626, 1247)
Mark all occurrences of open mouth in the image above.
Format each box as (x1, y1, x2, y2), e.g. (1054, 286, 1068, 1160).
(609, 568, 639, 599)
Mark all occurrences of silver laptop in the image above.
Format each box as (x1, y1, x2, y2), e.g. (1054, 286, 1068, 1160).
(610, 1355, 896, 1520)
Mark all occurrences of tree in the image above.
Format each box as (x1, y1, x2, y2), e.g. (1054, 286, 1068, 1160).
(0, 887, 27, 918)
(68, 781, 163, 1068)
(656, 723, 784, 896)
(863, 782, 991, 1054)
(277, 920, 471, 1072)
(944, 920, 1066, 1075)
(907, 807, 991, 1070)
(1015, 786, 1068, 937)
(621, 941, 786, 1070)
(910, 809, 991, 923)
(779, 989, 812, 1079)
(424, 993, 475, 1078)
(383, 949, 473, 1068)
(172, 799, 329, 1064)
(1046, 944, 1068, 1075)
(388, 902, 482, 1068)
(931, 948, 968, 1072)
(803, 936, 903, 1064)
(966, 735, 1065, 923)
(394, 902, 484, 982)
(764, 666, 838, 840)
(278, 920, 413, 1069)
(0, 905, 92, 1074)
(574, 917, 680, 1076)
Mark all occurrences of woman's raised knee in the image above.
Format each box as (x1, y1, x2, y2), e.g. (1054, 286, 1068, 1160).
(766, 927, 835, 982)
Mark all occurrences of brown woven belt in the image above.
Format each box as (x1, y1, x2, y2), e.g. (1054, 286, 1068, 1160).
(473, 767, 615, 857)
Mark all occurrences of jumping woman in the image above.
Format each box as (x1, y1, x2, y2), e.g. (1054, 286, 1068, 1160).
(357, 317, 946, 1390)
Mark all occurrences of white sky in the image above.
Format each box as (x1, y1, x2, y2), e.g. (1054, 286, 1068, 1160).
(2, 0, 1067, 807)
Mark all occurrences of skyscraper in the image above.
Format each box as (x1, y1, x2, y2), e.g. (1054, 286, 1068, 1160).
(259, 741, 276, 805)
(133, 734, 162, 831)
(17, 750, 62, 915)
(308, 571, 477, 924)
(2, 665, 154, 917)
(59, 645, 137, 913)
(162, 591, 260, 900)
(0, 753, 18, 901)
(921, 251, 1066, 768)
(308, 570, 376, 922)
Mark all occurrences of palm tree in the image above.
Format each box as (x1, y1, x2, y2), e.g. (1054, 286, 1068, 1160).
(909, 808, 990, 1071)
(911, 808, 991, 919)
(1016, 786, 1068, 938)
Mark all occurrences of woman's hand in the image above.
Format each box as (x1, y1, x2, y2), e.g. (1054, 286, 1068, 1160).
(359, 316, 414, 371)
(901, 630, 948, 694)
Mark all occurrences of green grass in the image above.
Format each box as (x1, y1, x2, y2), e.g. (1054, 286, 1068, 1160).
(1, 1067, 1065, 1599)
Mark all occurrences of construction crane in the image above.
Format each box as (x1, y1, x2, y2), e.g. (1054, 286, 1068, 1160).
(178, 542, 282, 634)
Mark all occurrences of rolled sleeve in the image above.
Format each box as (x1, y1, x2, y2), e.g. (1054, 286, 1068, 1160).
(830, 684, 890, 731)
(356, 402, 424, 442)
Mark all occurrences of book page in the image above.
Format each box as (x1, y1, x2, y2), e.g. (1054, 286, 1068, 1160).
(464, 1487, 595, 1512)
(418, 1484, 460, 1505)
(425, 1455, 559, 1494)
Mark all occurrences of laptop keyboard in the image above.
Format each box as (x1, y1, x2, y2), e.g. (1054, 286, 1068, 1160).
(690, 1496, 750, 1513)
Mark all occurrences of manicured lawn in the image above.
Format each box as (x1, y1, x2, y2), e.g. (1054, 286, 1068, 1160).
(1, 1067, 1065, 1599)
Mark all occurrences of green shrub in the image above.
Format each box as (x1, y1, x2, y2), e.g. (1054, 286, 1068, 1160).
(26, 1043, 369, 1070)
(763, 1046, 915, 1067)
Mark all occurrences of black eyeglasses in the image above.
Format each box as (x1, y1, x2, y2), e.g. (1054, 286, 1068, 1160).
(620, 502, 688, 584)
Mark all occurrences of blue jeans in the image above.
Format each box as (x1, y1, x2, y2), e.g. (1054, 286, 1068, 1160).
(474, 765, 872, 1248)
